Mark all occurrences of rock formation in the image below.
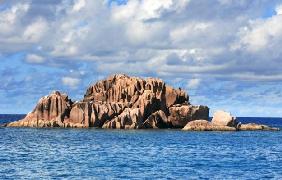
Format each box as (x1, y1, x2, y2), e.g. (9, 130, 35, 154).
(239, 123, 279, 131)
(182, 110, 279, 131)
(211, 110, 238, 127)
(6, 74, 279, 131)
(7, 74, 209, 129)
(8, 91, 76, 127)
(182, 120, 237, 131)
(168, 105, 209, 128)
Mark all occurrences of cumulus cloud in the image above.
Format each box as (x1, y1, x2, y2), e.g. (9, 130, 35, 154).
(235, 13, 282, 52)
(111, 0, 189, 21)
(276, 4, 282, 15)
(62, 77, 81, 88)
(23, 18, 48, 43)
(3, 0, 279, 78)
(187, 78, 201, 89)
(0, 0, 279, 69)
(26, 54, 45, 64)
(170, 22, 213, 44)
(0, 3, 29, 35)
(73, 0, 86, 12)
(1, 0, 282, 116)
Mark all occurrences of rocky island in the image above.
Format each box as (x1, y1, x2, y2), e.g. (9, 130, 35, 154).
(6, 74, 279, 131)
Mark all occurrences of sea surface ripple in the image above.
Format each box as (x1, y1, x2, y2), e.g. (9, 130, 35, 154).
(1, 115, 282, 179)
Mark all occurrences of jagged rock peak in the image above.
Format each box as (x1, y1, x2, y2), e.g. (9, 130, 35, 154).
(83, 73, 189, 106)
(8, 90, 73, 127)
(51, 90, 62, 95)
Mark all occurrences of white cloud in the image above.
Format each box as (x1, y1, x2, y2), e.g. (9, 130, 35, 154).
(2, 0, 282, 116)
(276, 4, 282, 15)
(125, 21, 163, 44)
(1, 0, 282, 82)
(110, 0, 190, 45)
(23, 18, 48, 42)
(73, 0, 86, 12)
(235, 5, 282, 52)
(0, 3, 29, 35)
(170, 22, 213, 44)
(187, 78, 201, 89)
(111, 0, 189, 21)
(26, 54, 45, 64)
(62, 77, 81, 88)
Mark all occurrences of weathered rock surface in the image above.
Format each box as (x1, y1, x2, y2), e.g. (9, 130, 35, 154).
(211, 110, 238, 127)
(6, 74, 279, 131)
(83, 74, 188, 106)
(143, 110, 168, 129)
(102, 108, 143, 129)
(168, 105, 209, 128)
(182, 111, 279, 131)
(239, 123, 279, 131)
(7, 74, 208, 129)
(7, 91, 75, 127)
(182, 120, 237, 131)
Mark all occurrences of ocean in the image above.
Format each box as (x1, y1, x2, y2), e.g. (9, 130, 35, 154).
(1, 114, 282, 179)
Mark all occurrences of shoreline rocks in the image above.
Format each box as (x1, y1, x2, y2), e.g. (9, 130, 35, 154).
(182, 110, 279, 131)
(7, 91, 75, 128)
(239, 123, 279, 131)
(6, 74, 280, 131)
(211, 110, 239, 128)
(182, 120, 237, 131)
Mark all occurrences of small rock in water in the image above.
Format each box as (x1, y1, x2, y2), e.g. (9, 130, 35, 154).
(182, 110, 279, 131)
(239, 123, 279, 131)
(211, 110, 238, 127)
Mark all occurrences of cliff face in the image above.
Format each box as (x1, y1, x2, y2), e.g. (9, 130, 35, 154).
(7, 74, 209, 128)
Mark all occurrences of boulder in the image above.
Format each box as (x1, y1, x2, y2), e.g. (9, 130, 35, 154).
(168, 105, 209, 128)
(182, 120, 237, 131)
(239, 123, 279, 131)
(211, 110, 238, 127)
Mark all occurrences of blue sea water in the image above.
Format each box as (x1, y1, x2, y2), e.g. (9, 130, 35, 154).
(1, 115, 282, 179)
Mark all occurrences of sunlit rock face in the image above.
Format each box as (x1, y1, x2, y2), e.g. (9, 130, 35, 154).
(7, 91, 74, 127)
(6, 74, 279, 131)
(211, 110, 238, 127)
(182, 110, 279, 131)
(239, 123, 279, 131)
(168, 105, 209, 128)
(182, 120, 237, 131)
(7, 74, 209, 129)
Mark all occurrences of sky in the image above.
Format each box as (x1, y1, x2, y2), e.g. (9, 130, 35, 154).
(1, 0, 282, 117)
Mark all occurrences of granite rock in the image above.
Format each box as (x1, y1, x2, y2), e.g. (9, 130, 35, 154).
(211, 110, 238, 128)
(8, 74, 207, 129)
(239, 123, 279, 131)
(7, 91, 72, 127)
(182, 120, 237, 131)
(168, 105, 209, 128)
